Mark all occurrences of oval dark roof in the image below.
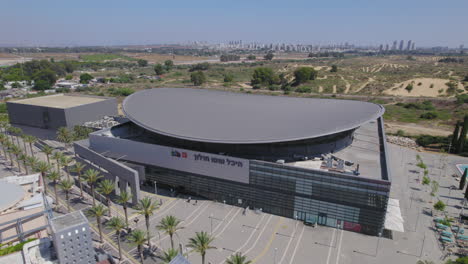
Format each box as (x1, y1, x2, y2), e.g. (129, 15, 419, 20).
(122, 88, 384, 144)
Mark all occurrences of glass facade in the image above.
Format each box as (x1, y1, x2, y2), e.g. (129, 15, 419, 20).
(145, 158, 390, 236)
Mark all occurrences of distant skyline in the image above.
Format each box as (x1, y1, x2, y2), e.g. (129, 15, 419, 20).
(1, 0, 467, 47)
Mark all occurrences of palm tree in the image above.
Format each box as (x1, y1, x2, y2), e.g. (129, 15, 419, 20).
(47, 171, 61, 206)
(51, 151, 63, 177)
(5, 141, 15, 166)
(59, 179, 74, 212)
(35, 161, 51, 194)
(97, 179, 115, 216)
(187, 231, 215, 264)
(41, 145, 54, 166)
(21, 134, 28, 153)
(11, 145, 23, 172)
(157, 215, 183, 249)
(0, 134, 9, 159)
(72, 162, 86, 198)
(57, 127, 73, 151)
(107, 217, 126, 260)
(161, 248, 179, 264)
(60, 155, 72, 180)
(226, 253, 252, 264)
(137, 197, 158, 247)
(24, 135, 37, 157)
(128, 229, 147, 264)
(26, 156, 38, 174)
(18, 153, 27, 174)
(88, 204, 108, 243)
(84, 169, 102, 206)
(117, 190, 132, 227)
(8, 126, 22, 147)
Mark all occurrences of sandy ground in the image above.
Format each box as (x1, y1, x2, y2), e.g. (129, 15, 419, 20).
(383, 78, 464, 97)
(385, 122, 451, 136)
(353, 77, 375, 93)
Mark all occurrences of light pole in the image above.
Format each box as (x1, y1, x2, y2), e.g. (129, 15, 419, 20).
(157, 231, 161, 246)
(210, 213, 213, 234)
(274, 248, 278, 264)
(154, 181, 158, 195)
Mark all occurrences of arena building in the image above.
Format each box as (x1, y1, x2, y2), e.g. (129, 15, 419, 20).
(75, 88, 392, 236)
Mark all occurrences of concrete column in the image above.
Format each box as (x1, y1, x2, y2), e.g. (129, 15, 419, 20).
(115, 177, 120, 196)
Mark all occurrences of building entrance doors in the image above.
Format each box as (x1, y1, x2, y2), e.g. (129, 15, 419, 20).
(318, 213, 327, 226)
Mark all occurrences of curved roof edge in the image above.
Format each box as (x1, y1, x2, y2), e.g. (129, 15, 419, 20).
(122, 89, 385, 144)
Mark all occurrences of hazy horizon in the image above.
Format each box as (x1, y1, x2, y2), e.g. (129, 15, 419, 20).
(1, 0, 467, 48)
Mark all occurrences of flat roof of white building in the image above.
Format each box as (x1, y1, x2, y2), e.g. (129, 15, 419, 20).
(8, 94, 108, 109)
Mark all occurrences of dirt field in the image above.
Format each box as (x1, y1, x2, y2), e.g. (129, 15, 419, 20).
(124, 53, 209, 64)
(383, 78, 465, 97)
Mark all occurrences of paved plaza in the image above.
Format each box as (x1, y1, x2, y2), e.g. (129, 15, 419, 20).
(2, 136, 468, 264)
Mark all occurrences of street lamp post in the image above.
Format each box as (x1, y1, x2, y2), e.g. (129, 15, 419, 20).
(274, 248, 278, 264)
(210, 214, 213, 234)
(154, 181, 158, 195)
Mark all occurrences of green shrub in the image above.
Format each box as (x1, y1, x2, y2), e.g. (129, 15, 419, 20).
(405, 84, 413, 92)
(295, 86, 312, 93)
(0, 238, 36, 256)
(109, 87, 135, 96)
(422, 176, 430, 185)
(420, 112, 438, 119)
(434, 200, 446, 211)
(415, 135, 449, 147)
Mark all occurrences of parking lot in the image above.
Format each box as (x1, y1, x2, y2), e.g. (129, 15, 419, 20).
(3, 134, 468, 264)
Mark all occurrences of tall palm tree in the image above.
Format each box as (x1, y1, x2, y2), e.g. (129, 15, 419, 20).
(88, 204, 108, 243)
(161, 248, 179, 264)
(137, 197, 158, 247)
(157, 215, 183, 249)
(60, 155, 72, 180)
(41, 145, 54, 166)
(47, 171, 61, 206)
(0, 134, 8, 159)
(117, 190, 132, 227)
(51, 151, 63, 177)
(187, 231, 215, 264)
(128, 229, 147, 264)
(18, 153, 27, 174)
(11, 145, 23, 172)
(107, 217, 126, 260)
(56, 127, 73, 151)
(59, 179, 74, 212)
(35, 161, 51, 194)
(26, 156, 38, 174)
(24, 135, 37, 157)
(72, 162, 86, 198)
(97, 179, 115, 216)
(8, 127, 22, 147)
(84, 169, 102, 206)
(6, 141, 15, 166)
(226, 253, 252, 264)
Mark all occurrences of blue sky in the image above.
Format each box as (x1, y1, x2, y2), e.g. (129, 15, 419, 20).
(1, 0, 467, 47)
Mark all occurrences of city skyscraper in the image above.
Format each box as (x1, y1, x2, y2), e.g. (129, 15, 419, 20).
(406, 40, 412, 51)
(399, 40, 404, 50)
(392, 40, 397, 50)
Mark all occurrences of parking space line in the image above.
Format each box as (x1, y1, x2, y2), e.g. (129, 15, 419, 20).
(219, 213, 267, 264)
(250, 217, 283, 263)
(278, 221, 298, 264)
(335, 229, 344, 264)
(288, 224, 305, 264)
(238, 215, 273, 256)
(214, 208, 242, 238)
(326, 228, 337, 264)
